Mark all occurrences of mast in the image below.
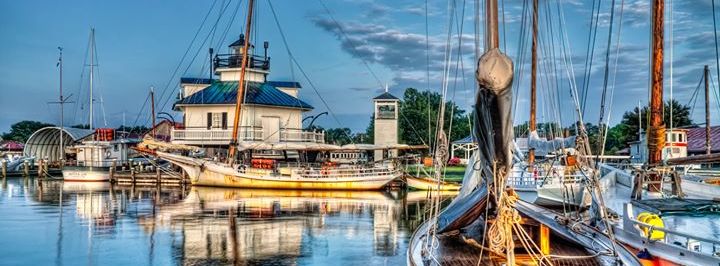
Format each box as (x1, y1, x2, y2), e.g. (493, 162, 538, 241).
(59, 47, 64, 163)
(89, 28, 95, 131)
(648, 0, 664, 191)
(705, 65, 711, 154)
(227, 0, 256, 163)
(150, 86, 156, 138)
(529, 0, 538, 164)
(485, 0, 499, 51)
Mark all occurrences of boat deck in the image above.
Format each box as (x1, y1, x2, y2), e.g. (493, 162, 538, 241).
(418, 232, 602, 266)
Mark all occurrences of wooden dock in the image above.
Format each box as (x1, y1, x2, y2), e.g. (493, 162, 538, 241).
(110, 163, 188, 186)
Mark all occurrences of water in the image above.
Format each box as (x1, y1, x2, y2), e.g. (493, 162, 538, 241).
(0, 177, 454, 266)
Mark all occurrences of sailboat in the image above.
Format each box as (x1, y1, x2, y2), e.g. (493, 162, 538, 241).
(408, 0, 640, 265)
(592, 1, 720, 264)
(63, 28, 136, 182)
(138, 0, 400, 190)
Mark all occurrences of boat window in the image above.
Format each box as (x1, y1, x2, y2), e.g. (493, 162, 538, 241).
(679, 134, 684, 142)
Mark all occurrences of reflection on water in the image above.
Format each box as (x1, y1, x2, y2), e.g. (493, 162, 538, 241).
(0, 177, 455, 265)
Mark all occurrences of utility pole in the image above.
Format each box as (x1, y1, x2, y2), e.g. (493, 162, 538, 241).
(648, 0, 665, 192)
(528, 0, 538, 164)
(705, 65, 711, 154)
(150, 86, 156, 138)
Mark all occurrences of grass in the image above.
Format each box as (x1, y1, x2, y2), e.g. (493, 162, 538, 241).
(406, 165, 467, 183)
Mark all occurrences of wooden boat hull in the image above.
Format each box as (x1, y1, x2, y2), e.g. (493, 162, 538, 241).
(405, 176, 461, 191)
(158, 152, 400, 190)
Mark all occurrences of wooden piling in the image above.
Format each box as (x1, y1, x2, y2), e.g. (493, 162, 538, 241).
(1, 160, 6, 178)
(23, 161, 29, 177)
(130, 164, 136, 185)
(38, 159, 45, 178)
(109, 160, 116, 184)
(155, 162, 161, 188)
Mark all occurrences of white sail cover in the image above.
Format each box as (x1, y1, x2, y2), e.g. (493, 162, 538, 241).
(527, 130, 576, 156)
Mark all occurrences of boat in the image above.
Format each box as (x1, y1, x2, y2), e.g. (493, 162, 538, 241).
(407, 1, 639, 264)
(583, 1, 720, 264)
(62, 29, 137, 182)
(405, 176, 461, 191)
(138, 0, 401, 190)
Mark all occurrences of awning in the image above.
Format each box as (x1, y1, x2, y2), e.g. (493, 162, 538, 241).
(23, 127, 94, 162)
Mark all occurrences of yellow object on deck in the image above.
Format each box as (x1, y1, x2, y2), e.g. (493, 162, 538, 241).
(637, 212, 665, 240)
(540, 224, 550, 255)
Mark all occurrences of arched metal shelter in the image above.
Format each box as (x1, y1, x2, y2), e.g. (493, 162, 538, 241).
(24, 127, 94, 162)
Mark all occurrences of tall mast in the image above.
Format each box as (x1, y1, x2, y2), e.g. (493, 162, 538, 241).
(89, 28, 95, 130)
(59, 47, 64, 162)
(228, 0, 256, 163)
(529, 0, 538, 164)
(648, 0, 664, 191)
(705, 65, 711, 154)
(485, 0, 499, 51)
(150, 86, 156, 138)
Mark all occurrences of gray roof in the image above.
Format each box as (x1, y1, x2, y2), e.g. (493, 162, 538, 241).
(374, 92, 399, 100)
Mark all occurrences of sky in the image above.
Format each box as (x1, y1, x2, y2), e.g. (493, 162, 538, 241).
(1, 0, 720, 134)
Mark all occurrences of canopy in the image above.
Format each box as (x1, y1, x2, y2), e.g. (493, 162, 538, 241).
(24, 127, 94, 162)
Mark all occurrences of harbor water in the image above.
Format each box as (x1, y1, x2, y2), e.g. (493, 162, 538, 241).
(0, 176, 454, 265)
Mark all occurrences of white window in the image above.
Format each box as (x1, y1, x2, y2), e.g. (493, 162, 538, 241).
(212, 113, 222, 128)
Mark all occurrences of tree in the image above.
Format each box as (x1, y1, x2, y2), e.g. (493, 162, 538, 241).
(395, 88, 471, 146)
(1, 120, 55, 143)
(617, 99, 693, 143)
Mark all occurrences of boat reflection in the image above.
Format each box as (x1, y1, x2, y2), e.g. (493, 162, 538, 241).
(21, 178, 457, 265)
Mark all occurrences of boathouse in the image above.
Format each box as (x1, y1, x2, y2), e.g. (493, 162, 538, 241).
(170, 35, 324, 147)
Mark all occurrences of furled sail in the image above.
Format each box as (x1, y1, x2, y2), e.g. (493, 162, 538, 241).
(527, 130, 576, 156)
(437, 48, 514, 233)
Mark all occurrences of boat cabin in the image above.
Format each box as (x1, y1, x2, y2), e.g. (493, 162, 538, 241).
(629, 128, 688, 163)
(72, 128, 136, 168)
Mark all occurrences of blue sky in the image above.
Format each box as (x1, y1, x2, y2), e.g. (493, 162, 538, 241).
(1, 0, 720, 134)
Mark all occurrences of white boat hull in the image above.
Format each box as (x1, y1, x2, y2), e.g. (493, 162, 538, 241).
(62, 168, 110, 182)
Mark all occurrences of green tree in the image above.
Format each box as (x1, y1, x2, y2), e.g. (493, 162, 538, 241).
(2, 120, 55, 143)
(324, 127, 354, 145)
(617, 99, 693, 143)
(395, 88, 471, 146)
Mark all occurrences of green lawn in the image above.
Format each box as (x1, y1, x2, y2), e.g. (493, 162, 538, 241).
(406, 165, 467, 183)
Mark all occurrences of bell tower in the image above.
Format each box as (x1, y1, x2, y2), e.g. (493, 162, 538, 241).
(373, 87, 399, 160)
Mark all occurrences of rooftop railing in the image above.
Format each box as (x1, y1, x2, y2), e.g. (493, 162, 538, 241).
(214, 54, 270, 70)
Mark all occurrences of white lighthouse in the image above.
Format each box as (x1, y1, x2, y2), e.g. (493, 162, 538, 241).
(373, 87, 399, 160)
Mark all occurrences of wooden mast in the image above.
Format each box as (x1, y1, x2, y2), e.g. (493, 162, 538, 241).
(648, 0, 664, 191)
(529, 0, 538, 164)
(228, 0, 255, 164)
(705, 65, 711, 154)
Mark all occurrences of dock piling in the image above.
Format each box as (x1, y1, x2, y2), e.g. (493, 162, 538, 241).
(109, 160, 116, 184)
(2, 160, 6, 178)
(23, 161, 29, 177)
(38, 159, 45, 179)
